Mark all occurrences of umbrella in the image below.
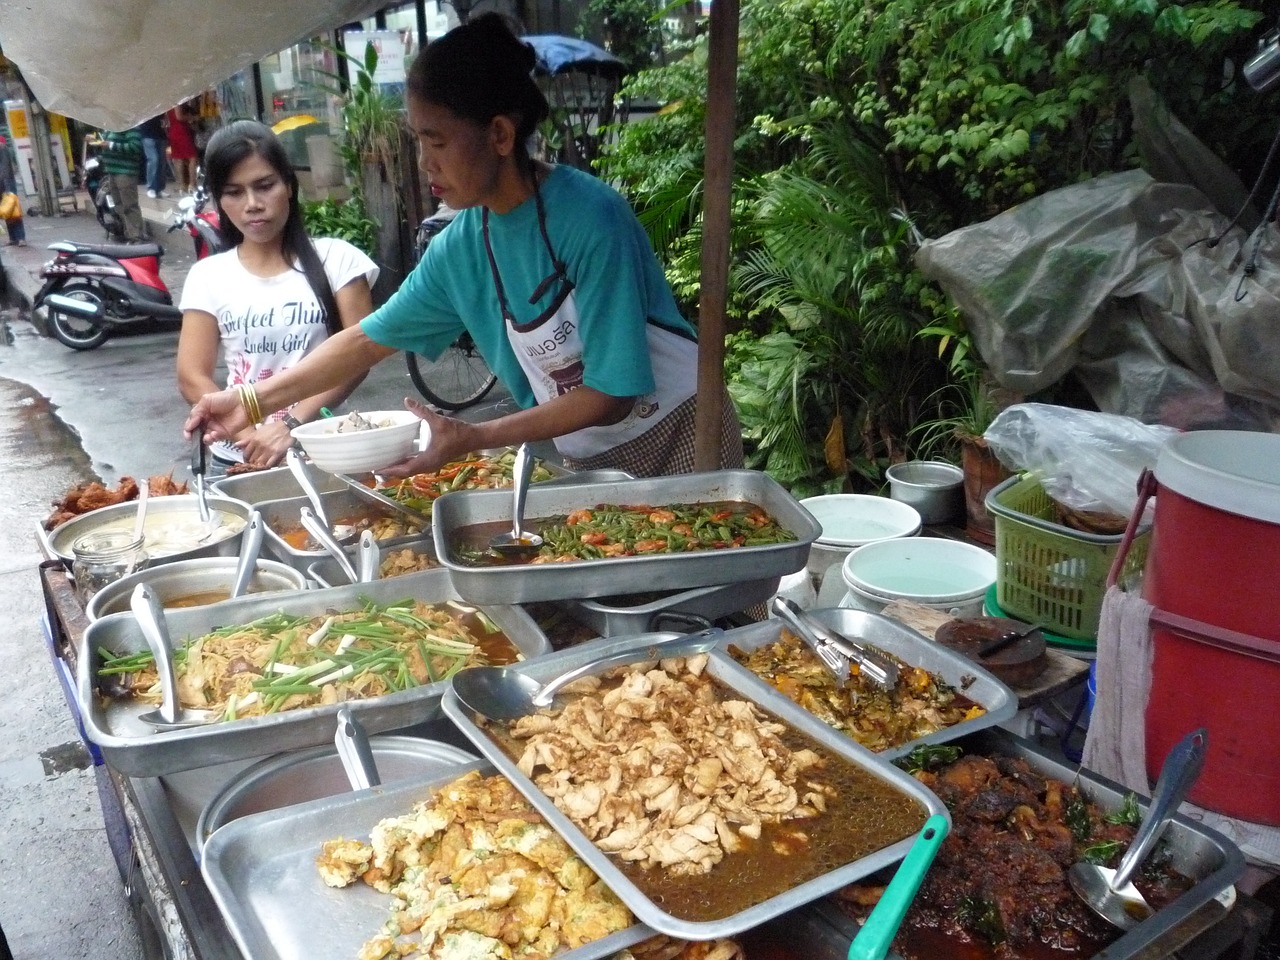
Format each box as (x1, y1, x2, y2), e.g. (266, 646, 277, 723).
(271, 115, 322, 135)
(522, 35, 625, 78)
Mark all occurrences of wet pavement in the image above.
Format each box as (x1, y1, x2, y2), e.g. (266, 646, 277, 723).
(0, 200, 506, 958)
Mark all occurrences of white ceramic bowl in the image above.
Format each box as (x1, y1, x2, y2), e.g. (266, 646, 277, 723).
(839, 536, 995, 616)
(799, 494, 922, 583)
(290, 411, 423, 474)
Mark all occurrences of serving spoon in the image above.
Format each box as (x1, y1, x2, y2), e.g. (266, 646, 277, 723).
(334, 705, 381, 790)
(130, 583, 216, 729)
(452, 627, 724, 722)
(488, 443, 544, 558)
(229, 510, 265, 600)
(847, 814, 950, 960)
(300, 506, 359, 584)
(1068, 727, 1207, 930)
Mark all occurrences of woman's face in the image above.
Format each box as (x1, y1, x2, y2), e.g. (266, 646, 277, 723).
(219, 151, 292, 246)
(408, 95, 508, 210)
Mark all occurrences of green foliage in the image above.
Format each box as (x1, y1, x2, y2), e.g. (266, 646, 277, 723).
(313, 41, 406, 185)
(302, 195, 378, 258)
(578, 0, 664, 74)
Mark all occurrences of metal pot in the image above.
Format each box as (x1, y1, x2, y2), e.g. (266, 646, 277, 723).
(85, 556, 308, 622)
(46, 494, 253, 569)
(885, 461, 965, 525)
(196, 736, 475, 853)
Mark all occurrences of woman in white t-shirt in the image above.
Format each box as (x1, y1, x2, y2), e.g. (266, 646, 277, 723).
(177, 121, 379, 471)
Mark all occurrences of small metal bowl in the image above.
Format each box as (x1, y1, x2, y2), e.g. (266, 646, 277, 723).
(46, 494, 254, 570)
(85, 556, 308, 622)
(885, 461, 965, 525)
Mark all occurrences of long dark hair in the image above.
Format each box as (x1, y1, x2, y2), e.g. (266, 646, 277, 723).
(203, 120, 343, 336)
(406, 14, 549, 174)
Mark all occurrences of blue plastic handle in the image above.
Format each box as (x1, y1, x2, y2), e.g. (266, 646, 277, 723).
(847, 813, 950, 960)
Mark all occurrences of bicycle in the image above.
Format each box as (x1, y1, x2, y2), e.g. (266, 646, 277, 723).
(404, 211, 499, 411)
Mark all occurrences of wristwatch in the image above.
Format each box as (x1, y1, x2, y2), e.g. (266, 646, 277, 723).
(282, 414, 304, 431)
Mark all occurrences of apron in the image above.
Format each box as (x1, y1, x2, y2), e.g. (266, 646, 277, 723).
(483, 184, 697, 461)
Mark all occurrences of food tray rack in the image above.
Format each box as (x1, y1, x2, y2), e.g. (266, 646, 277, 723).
(818, 727, 1245, 960)
(432, 469, 821, 604)
(986, 474, 1151, 640)
(715, 607, 1017, 761)
(256, 488, 428, 573)
(78, 569, 551, 776)
(562, 577, 780, 637)
(441, 633, 947, 940)
(200, 757, 658, 960)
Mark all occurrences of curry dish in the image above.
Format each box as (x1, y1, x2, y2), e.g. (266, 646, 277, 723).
(489, 655, 926, 922)
(729, 628, 985, 752)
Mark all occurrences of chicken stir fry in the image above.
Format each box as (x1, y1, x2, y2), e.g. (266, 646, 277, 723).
(318, 771, 632, 960)
(507, 654, 832, 877)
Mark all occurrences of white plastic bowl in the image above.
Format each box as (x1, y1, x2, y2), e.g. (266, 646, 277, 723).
(839, 536, 995, 617)
(290, 411, 423, 474)
(799, 494, 922, 583)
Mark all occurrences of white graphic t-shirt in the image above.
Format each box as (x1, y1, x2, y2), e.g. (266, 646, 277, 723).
(180, 237, 378, 461)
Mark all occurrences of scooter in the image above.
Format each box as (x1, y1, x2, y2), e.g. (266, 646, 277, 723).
(82, 151, 125, 242)
(34, 183, 223, 350)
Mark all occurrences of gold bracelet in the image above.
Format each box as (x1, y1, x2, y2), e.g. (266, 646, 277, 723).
(235, 383, 264, 426)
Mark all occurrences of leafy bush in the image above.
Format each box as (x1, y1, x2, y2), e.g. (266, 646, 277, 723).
(302, 195, 378, 258)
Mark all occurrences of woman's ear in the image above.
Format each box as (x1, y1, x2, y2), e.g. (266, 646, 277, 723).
(489, 115, 519, 158)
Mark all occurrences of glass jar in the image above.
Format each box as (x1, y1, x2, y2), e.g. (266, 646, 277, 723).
(71, 531, 149, 605)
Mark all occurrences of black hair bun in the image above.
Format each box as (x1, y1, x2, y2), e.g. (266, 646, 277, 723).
(467, 13, 537, 75)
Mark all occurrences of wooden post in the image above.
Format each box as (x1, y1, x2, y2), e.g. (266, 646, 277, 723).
(693, 0, 739, 471)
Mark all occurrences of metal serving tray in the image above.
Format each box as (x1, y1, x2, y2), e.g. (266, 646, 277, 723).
(308, 536, 439, 589)
(201, 757, 657, 960)
(441, 634, 947, 941)
(210, 465, 347, 507)
(564, 577, 780, 637)
(257, 488, 428, 573)
(78, 570, 551, 777)
(715, 607, 1018, 761)
(433, 469, 821, 604)
(818, 728, 1245, 960)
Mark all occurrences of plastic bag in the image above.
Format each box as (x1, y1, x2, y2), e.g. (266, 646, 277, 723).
(983, 403, 1179, 516)
(0, 192, 21, 221)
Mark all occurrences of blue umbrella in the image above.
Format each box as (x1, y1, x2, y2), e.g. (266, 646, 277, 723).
(522, 34, 625, 77)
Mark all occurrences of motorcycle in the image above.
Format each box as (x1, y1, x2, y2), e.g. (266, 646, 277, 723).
(35, 183, 223, 350)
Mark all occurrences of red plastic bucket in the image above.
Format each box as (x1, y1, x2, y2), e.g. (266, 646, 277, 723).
(1142, 430, 1280, 825)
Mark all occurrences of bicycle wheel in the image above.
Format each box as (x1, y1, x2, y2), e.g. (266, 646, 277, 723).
(406, 338, 498, 411)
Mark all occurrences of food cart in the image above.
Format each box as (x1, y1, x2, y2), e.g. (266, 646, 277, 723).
(35, 452, 1275, 960)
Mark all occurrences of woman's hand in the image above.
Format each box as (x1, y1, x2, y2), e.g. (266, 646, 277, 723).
(377, 397, 479, 478)
(237, 420, 295, 469)
(184, 388, 251, 443)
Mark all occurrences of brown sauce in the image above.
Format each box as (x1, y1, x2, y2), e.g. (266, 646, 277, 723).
(489, 675, 926, 923)
(164, 589, 234, 608)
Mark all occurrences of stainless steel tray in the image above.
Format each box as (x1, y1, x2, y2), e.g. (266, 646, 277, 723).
(716, 607, 1018, 761)
(564, 577, 780, 636)
(78, 570, 551, 776)
(307, 536, 438, 589)
(201, 757, 657, 960)
(257, 488, 428, 573)
(441, 634, 947, 940)
(818, 727, 1245, 960)
(210, 465, 347, 506)
(433, 469, 821, 604)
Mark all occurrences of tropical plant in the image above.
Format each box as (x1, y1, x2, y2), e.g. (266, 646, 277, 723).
(577, 0, 664, 74)
(302, 195, 378, 258)
(313, 41, 406, 185)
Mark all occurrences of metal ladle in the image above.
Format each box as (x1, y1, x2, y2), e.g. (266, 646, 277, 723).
(130, 583, 216, 729)
(334, 705, 381, 790)
(452, 627, 724, 722)
(356, 530, 380, 583)
(488, 443, 543, 557)
(1068, 727, 1207, 931)
(300, 506, 359, 585)
(229, 510, 265, 599)
(286, 448, 343, 537)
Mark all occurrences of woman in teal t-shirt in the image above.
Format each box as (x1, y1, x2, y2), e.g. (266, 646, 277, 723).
(185, 14, 742, 477)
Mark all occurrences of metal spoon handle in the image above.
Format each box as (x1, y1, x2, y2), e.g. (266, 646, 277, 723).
(1110, 728, 1207, 892)
(191, 433, 211, 524)
(230, 511, 264, 599)
(334, 705, 381, 790)
(510, 443, 534, 540)
(357, 530, 380, 583)
(287, 448, 330, 530)
(300, 507, 359, 584)
(130, 583, 182, 724)
(531, 627, 724, 708)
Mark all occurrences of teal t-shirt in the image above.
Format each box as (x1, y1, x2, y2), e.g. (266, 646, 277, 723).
(360, 165, 695, 409)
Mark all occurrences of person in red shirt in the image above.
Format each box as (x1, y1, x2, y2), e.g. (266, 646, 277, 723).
(167, 102, 200, 193)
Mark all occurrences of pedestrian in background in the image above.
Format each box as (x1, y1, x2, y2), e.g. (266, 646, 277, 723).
(99, 126, 146, 241)
(0, 134, 26, 247)
(166, 102, 199, 193)
(139, 113, 168, 199)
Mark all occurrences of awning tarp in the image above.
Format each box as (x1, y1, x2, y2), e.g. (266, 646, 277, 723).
(0, 0, 384, 129)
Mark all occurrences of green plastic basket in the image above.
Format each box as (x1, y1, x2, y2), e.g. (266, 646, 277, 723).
(985, 475, 1150, 640)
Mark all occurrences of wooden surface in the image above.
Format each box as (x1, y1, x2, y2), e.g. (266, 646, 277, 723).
(879, 599, 1090, 708)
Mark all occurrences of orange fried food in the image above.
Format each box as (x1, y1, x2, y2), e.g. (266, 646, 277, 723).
(44, 472, 187, 529)
(145, 473, 189, 496)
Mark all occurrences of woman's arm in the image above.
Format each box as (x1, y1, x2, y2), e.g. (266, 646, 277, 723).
(176, 310, 224, 404)
(236, 277, 376, 467)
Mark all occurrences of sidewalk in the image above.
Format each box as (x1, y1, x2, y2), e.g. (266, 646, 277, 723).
(1, 190, 199, 320)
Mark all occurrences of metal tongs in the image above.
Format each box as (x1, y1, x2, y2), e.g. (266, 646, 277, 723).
(771, 597, 899, 691)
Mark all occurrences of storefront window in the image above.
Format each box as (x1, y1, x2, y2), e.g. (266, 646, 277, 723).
(260, 37, 341, 169)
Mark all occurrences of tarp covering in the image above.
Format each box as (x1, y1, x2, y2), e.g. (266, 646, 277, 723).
(523, 35, 624, 76)
(0, 0, 384, 129)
